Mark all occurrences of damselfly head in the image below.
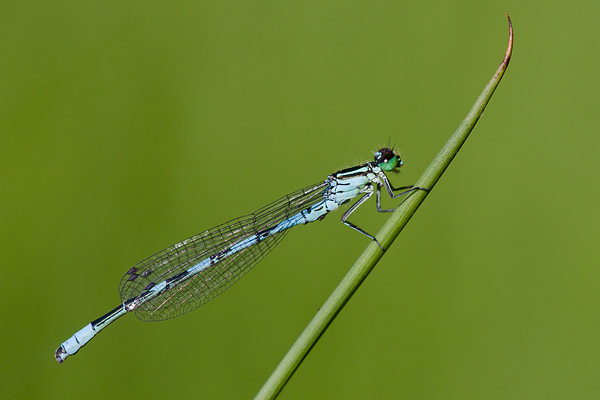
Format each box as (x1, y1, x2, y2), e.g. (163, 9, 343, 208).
(374, 148, 403, 172)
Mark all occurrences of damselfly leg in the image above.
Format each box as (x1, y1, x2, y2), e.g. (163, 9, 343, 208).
(341, 178, 430, 249)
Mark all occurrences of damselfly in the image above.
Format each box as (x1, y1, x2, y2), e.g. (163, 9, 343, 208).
(55, 147, 425, 363)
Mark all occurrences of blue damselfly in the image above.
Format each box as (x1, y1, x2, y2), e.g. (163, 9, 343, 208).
(55, 147, 425, 363)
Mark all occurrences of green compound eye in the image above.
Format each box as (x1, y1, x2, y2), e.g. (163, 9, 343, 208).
(379, 157, 399, 171)
(374, 148, 403, 171)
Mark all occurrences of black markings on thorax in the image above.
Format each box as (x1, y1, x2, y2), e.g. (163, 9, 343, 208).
(332, 163, 373, 180)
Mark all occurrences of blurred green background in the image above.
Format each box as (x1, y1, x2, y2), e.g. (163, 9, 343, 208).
(1, 1, 599, 399)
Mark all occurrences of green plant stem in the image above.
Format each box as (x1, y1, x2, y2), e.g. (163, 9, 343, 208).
(255, 14, 513, 400)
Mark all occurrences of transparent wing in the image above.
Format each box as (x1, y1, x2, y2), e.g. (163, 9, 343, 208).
(118, 181, 328, 321)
